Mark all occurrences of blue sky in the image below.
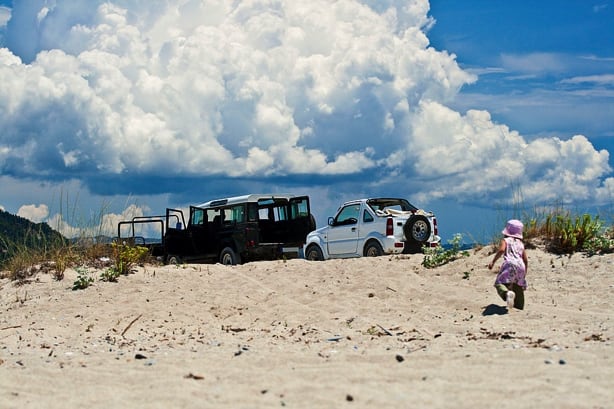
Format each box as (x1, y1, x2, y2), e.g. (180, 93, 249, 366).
(0, 1, 612, 243)
(429, 1, 613, 146)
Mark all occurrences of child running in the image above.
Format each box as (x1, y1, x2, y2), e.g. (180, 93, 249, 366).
(488, 219, 528, 311)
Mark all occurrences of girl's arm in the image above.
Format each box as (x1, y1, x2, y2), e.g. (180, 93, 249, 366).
(488, 239, 506, 270)
(522, 249, 528, 273)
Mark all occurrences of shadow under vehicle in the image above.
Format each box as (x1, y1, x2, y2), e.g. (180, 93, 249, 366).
(118, 194, 315, 265)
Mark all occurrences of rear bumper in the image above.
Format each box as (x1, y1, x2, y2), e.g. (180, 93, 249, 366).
(428, 235, 442, 247)
(402, 235, 441, 254)
(382, 235, 440, 254)
(381, 237, 406, 254)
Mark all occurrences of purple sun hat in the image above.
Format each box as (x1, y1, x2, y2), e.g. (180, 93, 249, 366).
(502, 219, 523, 239)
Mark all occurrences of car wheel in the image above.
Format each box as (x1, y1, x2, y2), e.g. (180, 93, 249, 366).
(404, 215, 431, 244)
(364, 241, 383, 257)
(220, 247, 241, 265)
(305, 244, 324, 261)
(167, 255, 182, 265)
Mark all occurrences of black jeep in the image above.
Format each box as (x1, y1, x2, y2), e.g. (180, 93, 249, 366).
(118, 194, 315, 265)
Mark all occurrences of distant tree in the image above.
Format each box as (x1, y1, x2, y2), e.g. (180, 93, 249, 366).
(0, 210, 66, 266)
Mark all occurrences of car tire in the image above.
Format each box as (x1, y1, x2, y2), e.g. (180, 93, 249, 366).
(167, 255, 182, 265)
(220, 247, 241, 265)
(404, 215, 431, 244)
(364, 241, 383, 257)
(305, 244, 324, 261)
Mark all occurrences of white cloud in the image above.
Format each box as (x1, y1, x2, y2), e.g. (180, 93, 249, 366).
(0, 6, 10, 28)
(500, 52, 566, 75)
(0, 0, 611, 214)
(17, 203, 49, 223)
(581, 55, 614, 62)
(0, 0, 471, 179)
(561, 74, 614, 85)
(409, 101, 611, 204)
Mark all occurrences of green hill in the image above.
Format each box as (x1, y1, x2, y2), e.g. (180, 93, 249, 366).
(0, 209, 66, 266)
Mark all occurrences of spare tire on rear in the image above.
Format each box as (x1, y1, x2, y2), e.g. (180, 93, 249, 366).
(403, 215, 431, 244)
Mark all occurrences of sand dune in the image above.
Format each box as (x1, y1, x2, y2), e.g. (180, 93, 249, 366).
(1, 247, 612, 408)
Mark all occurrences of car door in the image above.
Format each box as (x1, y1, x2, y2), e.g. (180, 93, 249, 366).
(286, 196, 313, 243)
(188, 206, 218, 258)
(326, 203, 361, 255)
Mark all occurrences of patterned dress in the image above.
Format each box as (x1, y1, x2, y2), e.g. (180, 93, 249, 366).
(494, 237, 527, 289)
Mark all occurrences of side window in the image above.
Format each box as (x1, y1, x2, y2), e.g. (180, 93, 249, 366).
(290, 198, 309, 219)
(258, 205, 288, 222)
(210, 209, 223, 226)
(247, 204, 258, 221)
(191, 209, 205, 225)
(363, 209, 374, 223)
(222, 205, 246, 223)
(275, 205, 288, 221)
(258, 207, 271, 221)
(335, 205, 360, 225)
(232, 205, 245, 223)
(223, 208, 232, 223)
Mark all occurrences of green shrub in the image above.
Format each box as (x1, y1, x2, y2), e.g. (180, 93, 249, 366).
(422, 233, 469, 268)
(72, 266, 94, 290)
(582, 227, 614, 256)
(100, 267, 121, 282)
(112, 242, 149, 275)
(524, 209, 602, 254)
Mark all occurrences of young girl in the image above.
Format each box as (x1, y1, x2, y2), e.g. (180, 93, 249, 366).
(488, 219, 528, 310)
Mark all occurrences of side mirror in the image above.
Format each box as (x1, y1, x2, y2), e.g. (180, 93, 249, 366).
(328, 217, 334, 226)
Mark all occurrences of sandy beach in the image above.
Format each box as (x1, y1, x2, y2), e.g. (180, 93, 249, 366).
(1, 246, 612, 408)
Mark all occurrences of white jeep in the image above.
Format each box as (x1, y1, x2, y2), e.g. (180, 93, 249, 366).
(303, 198, 440, 260)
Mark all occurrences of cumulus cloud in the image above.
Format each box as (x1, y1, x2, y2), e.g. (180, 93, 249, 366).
(17, 203, 49, 223)
(0, 0, 611, 214)
(410, 101, 612, 203)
